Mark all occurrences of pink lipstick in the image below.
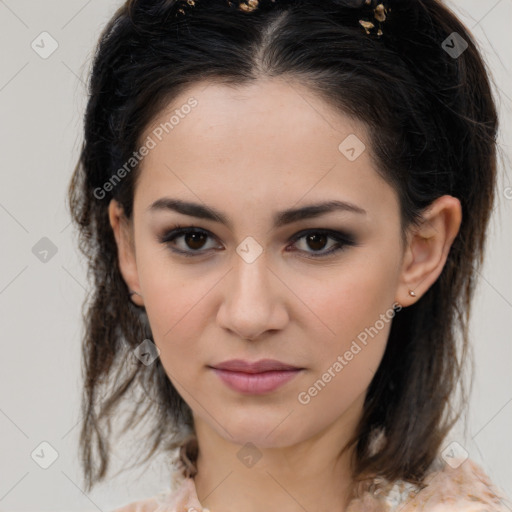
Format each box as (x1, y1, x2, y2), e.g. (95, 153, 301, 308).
(209, 359, 304, 394)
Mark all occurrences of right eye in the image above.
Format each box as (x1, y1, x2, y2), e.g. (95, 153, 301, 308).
(158, 224, 221, 257)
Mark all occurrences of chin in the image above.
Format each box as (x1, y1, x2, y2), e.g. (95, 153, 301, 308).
(215, 412, 306, 449)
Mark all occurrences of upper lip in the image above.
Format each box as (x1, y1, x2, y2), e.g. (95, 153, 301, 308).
(210, 359, 302, 373)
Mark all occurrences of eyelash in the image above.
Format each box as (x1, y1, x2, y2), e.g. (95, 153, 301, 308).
(157, 224, 357, 259)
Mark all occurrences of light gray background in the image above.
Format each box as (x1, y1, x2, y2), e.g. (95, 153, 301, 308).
(0, 0, 511, 510)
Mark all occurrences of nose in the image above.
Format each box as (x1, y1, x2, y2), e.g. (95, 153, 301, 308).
(216, 251, 289, 341)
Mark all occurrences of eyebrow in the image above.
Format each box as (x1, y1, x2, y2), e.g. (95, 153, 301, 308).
(147, 198, 366, 230)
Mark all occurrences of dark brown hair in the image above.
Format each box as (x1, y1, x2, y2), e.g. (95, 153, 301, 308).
(67, 0, 498, 496)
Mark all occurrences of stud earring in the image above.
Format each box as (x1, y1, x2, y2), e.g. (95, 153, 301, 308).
(409, 290, 417, 297)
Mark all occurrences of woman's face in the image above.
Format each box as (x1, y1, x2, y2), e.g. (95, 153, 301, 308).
(114, 78, 408, 448)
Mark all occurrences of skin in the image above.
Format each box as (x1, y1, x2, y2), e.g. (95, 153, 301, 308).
(108, 77, 462, 512)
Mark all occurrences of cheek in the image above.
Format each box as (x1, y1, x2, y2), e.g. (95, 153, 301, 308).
(135, 244, 208, 359)
(295, 275, 394, 428)
(293, 253, 399, 398)
(299, 251, 399, 346)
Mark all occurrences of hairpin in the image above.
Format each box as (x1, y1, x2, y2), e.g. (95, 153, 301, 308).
(176, 0, 196, 17)
(176, 0, 389, 33)
(176, 0, 262, 17)
(358, 2, 389, 37)
(238, 0, 260, 12)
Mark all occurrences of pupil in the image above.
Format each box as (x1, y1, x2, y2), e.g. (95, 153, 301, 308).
(307, 234, 327, 251)
(186, 232, 206, 250)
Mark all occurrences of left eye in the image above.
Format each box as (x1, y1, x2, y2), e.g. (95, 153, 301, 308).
(158, 225, 356, 259)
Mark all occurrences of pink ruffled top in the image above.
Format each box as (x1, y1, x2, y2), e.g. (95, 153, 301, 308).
(112, 434, 511, 512)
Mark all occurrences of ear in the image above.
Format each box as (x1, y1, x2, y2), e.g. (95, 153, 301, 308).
(395, 195, 462, 307)
(108, 199, 144, 307)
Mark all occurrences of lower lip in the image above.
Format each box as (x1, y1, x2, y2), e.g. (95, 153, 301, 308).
(211, 368, 303, 394)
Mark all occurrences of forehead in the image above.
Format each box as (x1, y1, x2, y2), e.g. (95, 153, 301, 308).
(135, 78, 398, 224)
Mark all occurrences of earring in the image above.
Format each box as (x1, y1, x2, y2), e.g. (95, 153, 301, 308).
(409, 290, 417, 297)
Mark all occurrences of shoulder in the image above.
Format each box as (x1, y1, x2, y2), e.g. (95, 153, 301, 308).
(348, 457, 511, 512)
(392, 457, 510, 512)
(110, 477, 208, 512)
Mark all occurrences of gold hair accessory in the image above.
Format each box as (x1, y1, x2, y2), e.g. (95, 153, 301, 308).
(177, 0, 261, 16)
(359, 2, 389, 37)
(238, 0, 259, 12)
(176, 0, 196, 17)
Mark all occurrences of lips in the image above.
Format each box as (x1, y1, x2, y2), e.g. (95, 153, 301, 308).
(208, 359, 304, 394)
(210, 358, 302, 373)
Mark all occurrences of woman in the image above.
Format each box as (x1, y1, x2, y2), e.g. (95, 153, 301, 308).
(67, 0, 511, 510)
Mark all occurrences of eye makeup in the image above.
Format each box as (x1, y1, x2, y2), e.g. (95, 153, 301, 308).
(156, 223, 359, 259)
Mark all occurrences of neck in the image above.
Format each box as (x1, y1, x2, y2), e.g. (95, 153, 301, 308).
(191, 399, 363, 512)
